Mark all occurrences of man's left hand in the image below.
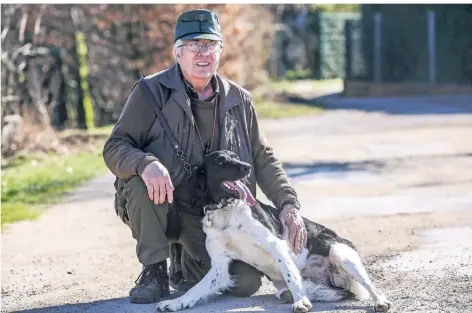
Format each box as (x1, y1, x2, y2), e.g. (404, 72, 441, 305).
(279, 204, 307, 254)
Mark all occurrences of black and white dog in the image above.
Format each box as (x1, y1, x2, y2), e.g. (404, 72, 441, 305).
(157, 150, 391, 313)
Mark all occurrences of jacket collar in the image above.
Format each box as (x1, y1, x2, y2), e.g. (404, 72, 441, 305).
(158, 63, 242, 115)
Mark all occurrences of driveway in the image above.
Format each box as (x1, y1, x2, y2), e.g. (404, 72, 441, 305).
(2, 93, 472, 313)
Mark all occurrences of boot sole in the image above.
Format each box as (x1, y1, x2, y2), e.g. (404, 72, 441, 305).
(130, 291, 170, 304)
(130, 295, 161, 304)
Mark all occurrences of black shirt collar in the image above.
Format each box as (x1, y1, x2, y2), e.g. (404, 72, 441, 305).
(181, 72, 219, 101)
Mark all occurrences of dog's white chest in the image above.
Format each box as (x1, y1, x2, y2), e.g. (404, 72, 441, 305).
(203, 204, 284, 281)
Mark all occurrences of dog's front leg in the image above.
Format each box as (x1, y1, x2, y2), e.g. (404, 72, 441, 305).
(156, 256, 233, 312)
(156, 237, 234, 312)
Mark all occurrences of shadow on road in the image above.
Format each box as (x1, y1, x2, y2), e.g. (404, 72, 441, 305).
(285, 92, 472, 116)
(283, 160, 386, 180)
(10, 294, 374, 313)
(283, 152, 472, 181)
(10, 297, 134, 313)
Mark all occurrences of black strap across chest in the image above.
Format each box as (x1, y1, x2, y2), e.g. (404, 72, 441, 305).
(137, 76, 193, 176)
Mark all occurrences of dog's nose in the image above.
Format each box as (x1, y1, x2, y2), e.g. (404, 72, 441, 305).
(240, 164, 251, 173)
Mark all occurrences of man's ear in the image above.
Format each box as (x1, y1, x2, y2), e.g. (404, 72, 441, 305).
(172, 46, 181, 61)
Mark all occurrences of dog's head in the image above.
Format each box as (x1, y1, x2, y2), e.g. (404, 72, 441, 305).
(191, 150, 256, 210)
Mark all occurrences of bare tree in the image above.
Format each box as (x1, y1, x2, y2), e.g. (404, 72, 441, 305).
(1, 4, 276, 156)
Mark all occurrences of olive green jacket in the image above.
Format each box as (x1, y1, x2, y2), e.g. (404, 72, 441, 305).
(103, 64, 298, 213)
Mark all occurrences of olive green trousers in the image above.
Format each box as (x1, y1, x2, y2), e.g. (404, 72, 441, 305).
(122, 176, 262, 296)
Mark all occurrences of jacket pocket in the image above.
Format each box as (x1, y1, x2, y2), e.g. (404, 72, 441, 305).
(114, 177, 131, 225)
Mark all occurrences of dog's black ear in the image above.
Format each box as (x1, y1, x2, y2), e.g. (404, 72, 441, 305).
(190, 166, 209, 212)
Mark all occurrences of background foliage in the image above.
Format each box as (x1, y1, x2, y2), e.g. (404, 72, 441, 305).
(1, 4, 274, 157)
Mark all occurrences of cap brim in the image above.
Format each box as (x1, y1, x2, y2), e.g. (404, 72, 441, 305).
(179, 33, 222, 42)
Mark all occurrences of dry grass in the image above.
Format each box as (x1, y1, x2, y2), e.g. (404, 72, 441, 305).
(1, 108, 66, 160)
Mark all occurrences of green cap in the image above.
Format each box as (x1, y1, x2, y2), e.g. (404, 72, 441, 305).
(174, 9, 223, 43)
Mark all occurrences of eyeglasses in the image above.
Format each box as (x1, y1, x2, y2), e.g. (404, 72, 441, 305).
(178, 41, 223, 54)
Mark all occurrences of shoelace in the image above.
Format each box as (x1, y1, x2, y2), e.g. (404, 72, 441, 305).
(134, 264, 167, 285)
(134, 267, 147, 285)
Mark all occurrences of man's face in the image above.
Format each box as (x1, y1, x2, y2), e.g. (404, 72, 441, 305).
(176, 39, 222, 83)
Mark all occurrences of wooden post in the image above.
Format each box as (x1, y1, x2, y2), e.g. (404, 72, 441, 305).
(373, 12, 382, 82)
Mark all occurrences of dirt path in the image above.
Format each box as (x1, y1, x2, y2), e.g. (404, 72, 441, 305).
(2, 94, 472, 313)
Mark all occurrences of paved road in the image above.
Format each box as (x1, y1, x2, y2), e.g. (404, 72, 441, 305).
(2, 94, 472, 313)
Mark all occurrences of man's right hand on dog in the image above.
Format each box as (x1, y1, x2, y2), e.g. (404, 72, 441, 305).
(141, 161, 174, 205)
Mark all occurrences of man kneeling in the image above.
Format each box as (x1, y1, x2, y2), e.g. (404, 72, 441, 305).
(103, 8, 307, 304)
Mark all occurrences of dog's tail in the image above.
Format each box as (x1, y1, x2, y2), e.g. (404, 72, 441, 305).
(303, 280, 351, 302)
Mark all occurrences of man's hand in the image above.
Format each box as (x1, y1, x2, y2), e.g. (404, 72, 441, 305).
(141, 161, 174, 205)
(279, 204, 307, 254)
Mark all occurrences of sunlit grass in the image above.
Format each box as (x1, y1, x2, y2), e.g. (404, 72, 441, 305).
(1, 150, 108, 229)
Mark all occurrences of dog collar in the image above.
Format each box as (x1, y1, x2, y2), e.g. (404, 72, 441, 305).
(203, 202, 224, 215)
(203, 198, 235, 215)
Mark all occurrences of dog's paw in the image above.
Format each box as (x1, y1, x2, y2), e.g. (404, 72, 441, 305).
(156, 297, 196, 312)
(156, 299, 180, 312)
(374, 298, 392, 312)
(292, 296, 312, 313)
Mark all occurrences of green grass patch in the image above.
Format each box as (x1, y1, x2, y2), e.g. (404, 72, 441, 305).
(1, 202, 41, 228)
(1, 150, 108, 229)
(254, 100, 322, 119)
(251, 79, 341, 119)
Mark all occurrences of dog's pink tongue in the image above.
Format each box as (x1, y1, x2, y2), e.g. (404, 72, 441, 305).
(234, 181, 256, 206)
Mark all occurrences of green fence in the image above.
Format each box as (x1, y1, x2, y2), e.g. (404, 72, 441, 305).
(356, 4, 472, 83)
(312, 12, 361, 79)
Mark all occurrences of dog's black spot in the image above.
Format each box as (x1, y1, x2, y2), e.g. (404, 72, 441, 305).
(211, 279, 216, 285)
(222, 226, 227, 231)
(237, 224, 242, 230)
(287, 280, 290, 283)
(278, 259, 281, 262)
(287, 273, 291, 277)
(251, 203, 284, 239)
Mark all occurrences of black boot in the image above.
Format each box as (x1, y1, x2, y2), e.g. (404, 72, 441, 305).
(129, 260, 170, 304)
